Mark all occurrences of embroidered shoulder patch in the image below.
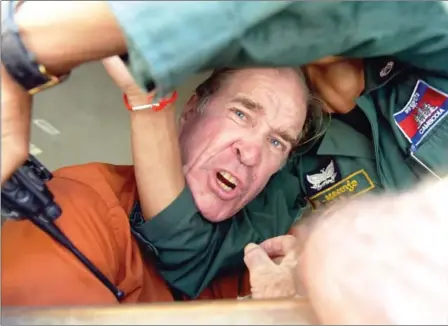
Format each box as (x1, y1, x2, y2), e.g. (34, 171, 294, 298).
(308, 169, 375, 210)
(393, 80, 448, 147)
(304, 159, 341, 197)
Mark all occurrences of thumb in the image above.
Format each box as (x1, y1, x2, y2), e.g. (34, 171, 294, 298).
(244, 243, 274, 271)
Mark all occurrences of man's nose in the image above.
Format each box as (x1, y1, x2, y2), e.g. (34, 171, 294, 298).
(233, 140, 262, 167)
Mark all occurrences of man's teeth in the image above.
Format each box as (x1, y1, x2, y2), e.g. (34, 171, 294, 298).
(220, 171, 238, 185)
(217, 171, 238, 192)
(217, 180, 233, 192)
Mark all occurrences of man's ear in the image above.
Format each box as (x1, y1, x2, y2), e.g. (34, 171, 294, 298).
(179, 93, 200, 128)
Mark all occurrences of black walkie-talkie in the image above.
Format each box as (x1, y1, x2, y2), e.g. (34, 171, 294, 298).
(1, 156, 125, 301)
(1, 155, 62, 221)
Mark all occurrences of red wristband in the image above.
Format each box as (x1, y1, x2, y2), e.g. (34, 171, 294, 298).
(123, 91, 178, 112)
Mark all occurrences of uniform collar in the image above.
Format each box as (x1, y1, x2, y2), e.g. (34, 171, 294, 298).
(316, 118, 374, 159)
(363, 56, 410, 94)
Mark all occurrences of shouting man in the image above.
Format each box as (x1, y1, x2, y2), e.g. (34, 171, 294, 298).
(2, 60, 311, 305)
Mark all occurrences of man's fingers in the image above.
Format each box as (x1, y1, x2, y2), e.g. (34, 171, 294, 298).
(102, 56, 140, 91)
(244, 243, 275, 271)
(102, 56, 128, 79)
(260, 235, 298, 258)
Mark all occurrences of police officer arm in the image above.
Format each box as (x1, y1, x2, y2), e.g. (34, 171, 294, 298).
(19, 1, 448, 98)
(129, 108, 185, 219)
(11, 2, 126, 76)
(102, 56, 184, 219)
(1, 1, 128, 184)
(109, 1, 448, 97)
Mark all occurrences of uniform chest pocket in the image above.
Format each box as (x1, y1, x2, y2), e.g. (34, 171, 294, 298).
(406, 120, 448, 178)
(393, 79, 448, 178)
(303, 157, 381, 211)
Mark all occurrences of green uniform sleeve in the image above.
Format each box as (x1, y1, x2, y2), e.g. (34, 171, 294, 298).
(135, 168, 304, 298)
(108, 1, 448, 96)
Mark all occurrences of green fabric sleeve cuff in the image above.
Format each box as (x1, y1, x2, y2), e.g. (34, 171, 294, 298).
(134, 186, 198, 243)
(106, 1, 291, 98)
(108, 0, 448, 90)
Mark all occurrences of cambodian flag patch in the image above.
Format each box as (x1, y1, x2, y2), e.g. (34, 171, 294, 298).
(393, 80, 448, 147)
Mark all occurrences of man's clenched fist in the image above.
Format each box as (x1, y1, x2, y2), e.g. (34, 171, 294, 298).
(244, 235, 301, 299)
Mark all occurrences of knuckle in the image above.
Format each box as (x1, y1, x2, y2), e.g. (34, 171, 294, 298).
(284, 234, 297, 241)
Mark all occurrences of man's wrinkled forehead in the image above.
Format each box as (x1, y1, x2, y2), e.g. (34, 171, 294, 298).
(220, 68, 306, 107)
(218, 68, 307, 141)
(229, 95, 300, 146)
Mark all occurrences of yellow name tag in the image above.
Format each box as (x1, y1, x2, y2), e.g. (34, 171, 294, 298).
(309, 169, 375, 210)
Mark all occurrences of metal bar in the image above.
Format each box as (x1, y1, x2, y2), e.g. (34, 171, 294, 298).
(2, 298, 317, 325)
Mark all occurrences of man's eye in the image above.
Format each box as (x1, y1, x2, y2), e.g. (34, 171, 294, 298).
(233, 109, 246, 120)
(270, 138, 284, 150)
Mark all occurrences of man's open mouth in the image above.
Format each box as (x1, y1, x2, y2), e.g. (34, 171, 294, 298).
(216, 171, 238, 192)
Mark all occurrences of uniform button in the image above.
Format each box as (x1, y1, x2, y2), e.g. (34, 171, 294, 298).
(380, 61, 394, 77)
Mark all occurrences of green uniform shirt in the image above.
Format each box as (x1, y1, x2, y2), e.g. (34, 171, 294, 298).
(110, 1, 448, 298)
(295, 57, 448, 211)
(131, 162, 304, 298)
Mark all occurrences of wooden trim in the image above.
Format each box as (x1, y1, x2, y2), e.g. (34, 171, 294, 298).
(2, 298, 317, 325)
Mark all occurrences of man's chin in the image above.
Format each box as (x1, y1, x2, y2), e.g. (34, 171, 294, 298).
(198, 204, 236, 223)
(191, 189, 240, 222)
(201, 211, 231, 223)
